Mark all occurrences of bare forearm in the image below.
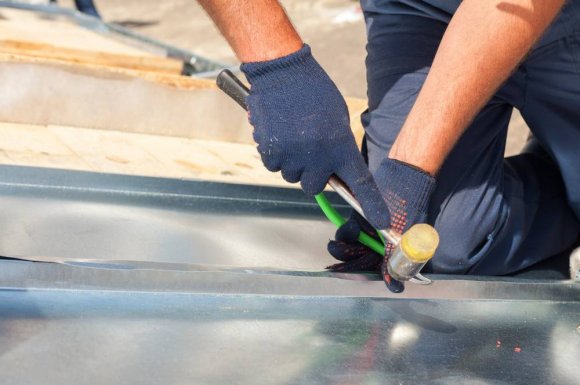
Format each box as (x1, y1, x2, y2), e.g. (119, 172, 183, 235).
(390, 0, 564, 175)
(198, 0, 303, 62)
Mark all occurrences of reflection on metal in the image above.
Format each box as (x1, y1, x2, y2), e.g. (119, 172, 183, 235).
(0, 0, 229, 76)
(0, 165, 579, 384)
(389, 323, 420, 348)
(0, 260, 579, 385)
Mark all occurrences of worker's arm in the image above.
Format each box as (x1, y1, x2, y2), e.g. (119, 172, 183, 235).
(199, 0, 393, 230)
(197, 0, 302, 62)
(390, 0, 565, 175)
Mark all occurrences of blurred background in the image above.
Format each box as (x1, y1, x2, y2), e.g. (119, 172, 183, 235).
(52, 0, 530, 155)
(0, 0, 530, 187)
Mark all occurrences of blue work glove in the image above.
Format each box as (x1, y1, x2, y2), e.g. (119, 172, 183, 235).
(327, 158, 436, 292)
(240, 44, 391, 230)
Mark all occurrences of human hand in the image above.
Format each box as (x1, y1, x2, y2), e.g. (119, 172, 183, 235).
(240, 44, 391, 229)
(327, 158, 436, 292)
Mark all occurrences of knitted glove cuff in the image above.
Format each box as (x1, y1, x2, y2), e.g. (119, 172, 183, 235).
(374, 158, 436, 214)
(240, 44, 320, 89)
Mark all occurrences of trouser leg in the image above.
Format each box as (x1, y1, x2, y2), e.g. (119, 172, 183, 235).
(504, 28, 580, 266)
(520, 30, 580, 220)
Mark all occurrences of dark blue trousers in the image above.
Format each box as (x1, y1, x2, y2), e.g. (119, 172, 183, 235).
(361, 0, 580, 274)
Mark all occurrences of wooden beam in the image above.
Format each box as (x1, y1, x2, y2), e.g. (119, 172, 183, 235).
(0, 40, 184, 75)
(0, 54, 366, 146)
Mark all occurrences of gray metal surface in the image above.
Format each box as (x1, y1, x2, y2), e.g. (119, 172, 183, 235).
(0, 165, 343, 269)
(1, 260, 579, 385)
(0, 165, 579, 385)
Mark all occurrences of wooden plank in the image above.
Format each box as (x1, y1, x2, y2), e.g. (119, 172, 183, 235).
(0, 56, 366, 146)
(0, 57, 250, 144)
(0, 8, 157, 57)
(0, 52, 212, 89)
(0, 121, 289, 187)
(132, 134, 282, 185)
(0, 40, 184, 75)
(0, 122, 92, 171)
(48, 125, 180, 178)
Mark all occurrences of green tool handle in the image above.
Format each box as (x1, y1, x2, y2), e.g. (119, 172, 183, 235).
(216, 69, 385, 255)
(314, 194, 385, 255)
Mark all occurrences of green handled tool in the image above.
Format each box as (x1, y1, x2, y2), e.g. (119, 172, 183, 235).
(216, 69, 437, 284)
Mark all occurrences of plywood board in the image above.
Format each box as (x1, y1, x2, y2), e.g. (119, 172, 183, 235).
(0, 122, 91, 170)
(0, 121, 289, 188)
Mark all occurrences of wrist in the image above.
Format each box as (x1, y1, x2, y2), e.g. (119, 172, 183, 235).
(389, 123, 445, 176)
(237, 37, 303, 63)
(389, 151, 439, 177)
(375, 158, 436, 214)
(240, 44, 321, 89)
